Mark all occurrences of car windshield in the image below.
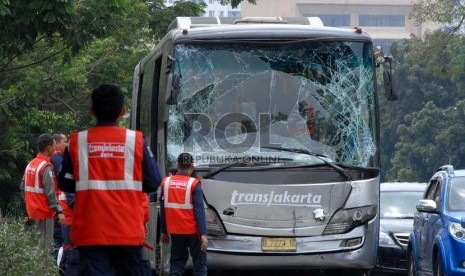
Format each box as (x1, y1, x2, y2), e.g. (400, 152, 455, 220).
(167, 41, 377, 169)
(380, 191, 424, 218)
(447, 177, 465, 211)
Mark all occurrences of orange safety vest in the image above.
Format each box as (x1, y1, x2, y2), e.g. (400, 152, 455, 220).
(142, 193, 149, 223)
(58, 192, 73, 225)
(24, 154, 56, 220)
(68, 126, 145, 246)
(162, 174, 200, 234)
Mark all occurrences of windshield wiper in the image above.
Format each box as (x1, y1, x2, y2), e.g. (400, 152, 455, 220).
(201, 156, 293, 179)
(202, 162, 241, 179)
(261, 146, 351, 181)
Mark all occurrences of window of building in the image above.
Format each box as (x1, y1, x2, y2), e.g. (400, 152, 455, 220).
(218, 11, 224, 17)
(209, 0, 214, 3)
(209, 10, 215, 17)
(359, 15, 405, 27)
(303, 14, 350, 27)
(228, 11, 241, 17)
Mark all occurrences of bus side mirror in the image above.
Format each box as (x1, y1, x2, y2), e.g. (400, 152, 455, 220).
(374, 46, 398, 101)
(166, 72, 180, 105)
(382, 56, 398, 101)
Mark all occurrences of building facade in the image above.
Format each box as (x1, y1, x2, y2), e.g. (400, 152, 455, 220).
(165, 0, 241, 17)
(241, 0, 437, 52)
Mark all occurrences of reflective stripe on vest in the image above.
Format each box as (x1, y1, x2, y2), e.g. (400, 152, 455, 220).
(76, 129, 141, 191)
(58, 192, 66, 201)
(24, 160, 47, 193)
(164, 176, 196, 209)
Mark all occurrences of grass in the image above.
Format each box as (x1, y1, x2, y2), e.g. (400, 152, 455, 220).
(0, 216, 58, 276)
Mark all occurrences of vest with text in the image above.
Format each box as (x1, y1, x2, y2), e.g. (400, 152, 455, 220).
(162, 174, 200, 234)
(69, 126, 144, 246)
(24, 154, 55, 220)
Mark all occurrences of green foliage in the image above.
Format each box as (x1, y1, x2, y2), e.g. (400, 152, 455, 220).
(148, 0, 207, 40)
(411, 0, 465, 33)
(0, 0, 10, 16)
(0, 217, 58, 275)
(380, 30, 465, 182)
(146, 0, 258, 39)
(0, 0, 76, 59)
(218, 0, 256, 9)
(0, 0, 211, 216)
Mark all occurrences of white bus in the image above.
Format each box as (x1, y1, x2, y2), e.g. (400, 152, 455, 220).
(131, 17, 397, 275)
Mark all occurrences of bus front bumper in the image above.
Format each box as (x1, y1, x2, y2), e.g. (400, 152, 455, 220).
(204, 220, 377, 270)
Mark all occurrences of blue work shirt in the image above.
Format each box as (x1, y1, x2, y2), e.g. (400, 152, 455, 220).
(52, 151, 76, 208)
(51, 151, 64, 177)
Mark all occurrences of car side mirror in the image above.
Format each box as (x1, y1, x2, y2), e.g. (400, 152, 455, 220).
(165, 72, 181, 105)
(416, 199, 438, 213)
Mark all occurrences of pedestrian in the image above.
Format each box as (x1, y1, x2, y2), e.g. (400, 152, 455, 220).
(58, 84, 162, 276)
(51, 133, 68, 173)
(21, 133, 66, 252)
(160, 153, 208, 276)
(51, 133, 68, 262)
(51, 133, 75, 275)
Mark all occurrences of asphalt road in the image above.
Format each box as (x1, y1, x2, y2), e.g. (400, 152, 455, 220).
(185, 269, 363, 276)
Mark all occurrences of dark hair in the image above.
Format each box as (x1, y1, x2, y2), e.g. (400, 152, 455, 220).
(91, 84, 124, 122)
(37, 134, 54, 152)
(52, 133, 65, 142)
(177, 153, 194, 170)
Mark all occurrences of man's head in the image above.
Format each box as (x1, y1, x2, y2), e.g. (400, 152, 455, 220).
(91, 84, 125, 122)
(53, 133, 68, 153)
(176, 153, 194, 175)
(37, 134, 56, 158)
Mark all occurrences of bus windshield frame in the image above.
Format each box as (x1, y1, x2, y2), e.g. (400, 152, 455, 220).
(166, 40, 378, 169)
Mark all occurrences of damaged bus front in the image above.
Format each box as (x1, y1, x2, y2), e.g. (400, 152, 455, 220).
(131, 17, 397, 275)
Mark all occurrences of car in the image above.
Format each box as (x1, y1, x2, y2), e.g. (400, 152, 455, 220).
(408, 165, 465, 276)
(373, 182, 426, 275)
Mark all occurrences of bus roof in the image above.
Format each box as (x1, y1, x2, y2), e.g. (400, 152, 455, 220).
(168, 17, 325, 30)
(166, 17, 372, 44)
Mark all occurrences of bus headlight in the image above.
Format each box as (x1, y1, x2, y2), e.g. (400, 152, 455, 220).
(449, 222, 465, 240)
(379, 231, 396, 245)
(205, 207, 226, 237)
(323, 204, 377, 235)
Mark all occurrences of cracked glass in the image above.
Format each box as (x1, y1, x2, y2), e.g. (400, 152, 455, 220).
(167, 41, 378, 168)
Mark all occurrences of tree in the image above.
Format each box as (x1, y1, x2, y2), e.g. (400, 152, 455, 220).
(148, 0, 207, 40)
(0, 0, 209, 216)
(380, 31, 465, 182)
(411, 0, 465, 34)
(218, 0, 256, 9)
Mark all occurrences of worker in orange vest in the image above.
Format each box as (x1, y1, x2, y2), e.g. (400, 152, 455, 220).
(58, 84, 161, 275)
(160, 153, 208, 276)
(50, 133, 68, 262)
(21, 134, 66, 251)
(51, 133, 76, 274)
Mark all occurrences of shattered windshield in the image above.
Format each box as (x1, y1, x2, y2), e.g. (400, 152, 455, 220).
(167, 41, 378, 168)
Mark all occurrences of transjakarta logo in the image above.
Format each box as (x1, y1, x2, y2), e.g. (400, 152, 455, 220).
(88, 143, 125, 158)
(231, 190, 322, 207)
